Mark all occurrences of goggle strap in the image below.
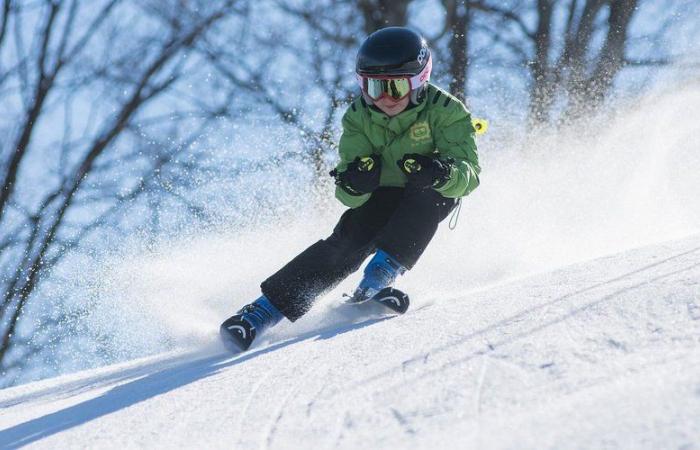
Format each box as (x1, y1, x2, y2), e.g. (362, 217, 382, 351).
(409, 54, 432, 88)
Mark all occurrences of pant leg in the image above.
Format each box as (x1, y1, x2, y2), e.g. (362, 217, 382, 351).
(375, 188, 457, 269)
(261, 188, 404, 321)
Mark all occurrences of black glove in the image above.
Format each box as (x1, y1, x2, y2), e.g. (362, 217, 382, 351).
(397, 153, 452, 189)
(329, 155, 382, 196)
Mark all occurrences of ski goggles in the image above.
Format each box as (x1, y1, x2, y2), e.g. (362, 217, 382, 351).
(361, 77, 413, 101)
(358, 55, 432, 101)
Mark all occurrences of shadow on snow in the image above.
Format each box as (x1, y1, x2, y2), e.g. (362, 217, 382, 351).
(0, 316, 390, 449)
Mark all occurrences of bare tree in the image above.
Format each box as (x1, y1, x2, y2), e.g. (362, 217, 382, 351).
(471, 0, 646, 124)
(199, 0, 369, 201)
(0, 0, 248, 384)
(357, 0, 412, 34)
(441, 0, 470, 102)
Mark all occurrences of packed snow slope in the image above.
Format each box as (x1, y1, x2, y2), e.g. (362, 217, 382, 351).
(1, 233, 699, 449)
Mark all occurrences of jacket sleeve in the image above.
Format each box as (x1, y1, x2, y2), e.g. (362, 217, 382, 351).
(432, 100, 481, 198)
(334, 103, 373, 208)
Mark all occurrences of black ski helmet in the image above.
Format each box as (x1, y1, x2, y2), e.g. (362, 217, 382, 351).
(356, 27, 432, 105)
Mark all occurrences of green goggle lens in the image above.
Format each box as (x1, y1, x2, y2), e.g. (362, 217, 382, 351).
(364, 77, 411, 100)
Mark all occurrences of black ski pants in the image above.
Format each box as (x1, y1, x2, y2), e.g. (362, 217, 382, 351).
(261, 187, 457, 321)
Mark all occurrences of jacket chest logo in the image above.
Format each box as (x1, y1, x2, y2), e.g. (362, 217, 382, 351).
(409, 122, 431, 143)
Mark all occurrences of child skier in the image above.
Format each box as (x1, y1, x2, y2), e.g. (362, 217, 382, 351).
(221, 26, 480, 352)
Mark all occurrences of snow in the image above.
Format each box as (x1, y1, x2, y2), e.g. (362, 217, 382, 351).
(2, 75, 700, 450)
(1, 233, 698, 449)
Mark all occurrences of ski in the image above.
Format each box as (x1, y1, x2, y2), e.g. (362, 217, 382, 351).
(374, 287, 410, 314)
(220, 288, 410, 355)
(346, 287, 410, 315)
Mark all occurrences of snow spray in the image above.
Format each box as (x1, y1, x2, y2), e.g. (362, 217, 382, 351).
(54, 83, 700, 375)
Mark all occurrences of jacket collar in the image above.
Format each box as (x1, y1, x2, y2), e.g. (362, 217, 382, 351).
(367, 95, 428, 134)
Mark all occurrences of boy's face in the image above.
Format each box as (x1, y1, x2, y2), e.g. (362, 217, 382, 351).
(374, 95, 410, 117)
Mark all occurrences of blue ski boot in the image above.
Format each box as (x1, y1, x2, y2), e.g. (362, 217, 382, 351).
(349, 249, 410, 314)
(220, 295, 284, 353)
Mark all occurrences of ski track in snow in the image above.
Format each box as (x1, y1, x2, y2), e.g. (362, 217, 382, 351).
(0, 234, 699, 449)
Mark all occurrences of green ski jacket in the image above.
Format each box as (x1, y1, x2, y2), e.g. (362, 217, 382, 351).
(334, 83, 481, 208)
